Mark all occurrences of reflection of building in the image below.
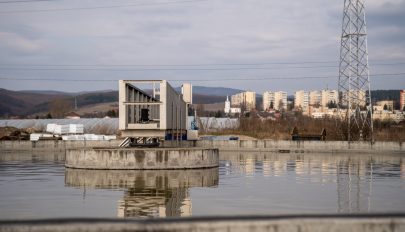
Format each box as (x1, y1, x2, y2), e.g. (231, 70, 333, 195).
(221, 151, 403, 213)
(231, 91, 256, 111)
(244, 158, 255, 176)
(118, 188, 190, 218)
(65, 168, 218, 218)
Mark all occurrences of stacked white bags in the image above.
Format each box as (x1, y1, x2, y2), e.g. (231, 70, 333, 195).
(46, 124, 84, 135)
(43, 123, 116, 141)
(30, 133, 54, 141)
(68, 124, 84, 134)
(61, 135, 85, 141)
(46, 124, 57, 133)
(61, 134, 116, 141)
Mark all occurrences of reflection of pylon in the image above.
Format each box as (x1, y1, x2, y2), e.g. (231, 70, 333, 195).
(337, 0, 373, 141)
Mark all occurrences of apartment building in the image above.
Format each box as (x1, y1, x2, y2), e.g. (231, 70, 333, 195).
(295, 90, 309, 114)
(263, 91, 287, 111)
(321, 89, 339, 108)
(309, 91, 322, 106)
(231, 91, 256, 111)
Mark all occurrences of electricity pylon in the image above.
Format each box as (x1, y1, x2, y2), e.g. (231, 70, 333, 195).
(337, 0, 373, 141)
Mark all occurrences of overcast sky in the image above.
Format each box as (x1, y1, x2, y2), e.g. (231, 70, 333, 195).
(0, 0, 404, 93)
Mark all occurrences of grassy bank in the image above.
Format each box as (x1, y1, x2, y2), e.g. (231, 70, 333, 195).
(204, 117, 405, 142)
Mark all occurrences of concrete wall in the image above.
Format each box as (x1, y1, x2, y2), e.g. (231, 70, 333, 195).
(65, 147, 219, 170)
(1, 215, 404, 232)
(161, 140, 404, 153)
(0, 140, 121, 153)
(0, 140, 403, 154)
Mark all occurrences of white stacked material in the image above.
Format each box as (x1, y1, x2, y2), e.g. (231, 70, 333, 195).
(46, 124, 57, 133)
(68, 124, 84, 134)
(54, 125, 69, 135)
(30, 133, 42, 141)
(103, 135, 117, 141)
(61, 134, 115, 141)
(62, 135, 85, 141)
(84, 134, 104, 141)
(30, 133, 54, 141)
(0, 118, 119, 135)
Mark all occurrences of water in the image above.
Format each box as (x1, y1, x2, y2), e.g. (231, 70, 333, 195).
(0, 152, 404, 219)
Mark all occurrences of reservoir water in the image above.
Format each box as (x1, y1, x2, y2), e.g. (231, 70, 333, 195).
(0, 152, 404, 219)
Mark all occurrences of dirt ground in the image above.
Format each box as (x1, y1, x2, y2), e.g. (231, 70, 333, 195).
(0, 127, 39, 140)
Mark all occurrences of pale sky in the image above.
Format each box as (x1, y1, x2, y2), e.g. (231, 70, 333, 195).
(0, 0, 404, 94)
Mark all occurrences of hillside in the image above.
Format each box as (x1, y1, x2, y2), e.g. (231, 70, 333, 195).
(175, 86, 243, 96)
(0, 88, 67, 117)
(0, 88, 402, 118)
(0, 88, 230, 118)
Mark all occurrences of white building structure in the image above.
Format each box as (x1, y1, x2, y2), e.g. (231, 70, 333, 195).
(231, 91, 256, 111)
(309, 91, 322, 106)
(264, 91, 287, 111)
(295, 90, 309, 114)
(341, 90, 366, 107)
(263, 91, 275, 111)
(224, 96, 231, 114)
(400, 90, 405, 111)
(119, 80, 190, 140)
(274, 91, 288, 111)
(224, 96, 241, 114)
(321, 89, 339, 109)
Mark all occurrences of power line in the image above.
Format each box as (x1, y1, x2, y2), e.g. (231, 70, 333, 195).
(0, 63, 404, 72)
(0, 61, 339, 67)
(0, 66, 339, 71)
(0, 72, 403, 82)
(1, 61, 403, 68)
(0, 0, 209, 14)
(0, 0, 56, 3)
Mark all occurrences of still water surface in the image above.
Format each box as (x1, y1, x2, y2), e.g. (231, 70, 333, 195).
(0, 152, 404, 219)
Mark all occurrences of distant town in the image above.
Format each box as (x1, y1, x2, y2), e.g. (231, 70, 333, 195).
(224, 89, 405, 123)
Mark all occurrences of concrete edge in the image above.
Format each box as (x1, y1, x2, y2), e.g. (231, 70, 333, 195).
(1, 213, 405, 224)
(64, 164, 220, 170)
(217, 148, 405, 154)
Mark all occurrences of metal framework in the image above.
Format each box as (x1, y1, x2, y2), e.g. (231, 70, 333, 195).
(118, 80, 190, 146)
(338, 0, 373, 141)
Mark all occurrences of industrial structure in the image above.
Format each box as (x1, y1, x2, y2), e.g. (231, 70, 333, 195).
(337, 0, 373, 141)
(118, 80, 192, 146)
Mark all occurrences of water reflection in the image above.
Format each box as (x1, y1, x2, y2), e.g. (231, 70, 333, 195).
(65, 168, 219, 218)
(1, 152, 404, 219)
(220, 152, 404, 213)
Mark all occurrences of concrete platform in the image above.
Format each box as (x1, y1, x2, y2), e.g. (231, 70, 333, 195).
(1, 214, 405, 232)
(65, 147, 219, 170)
